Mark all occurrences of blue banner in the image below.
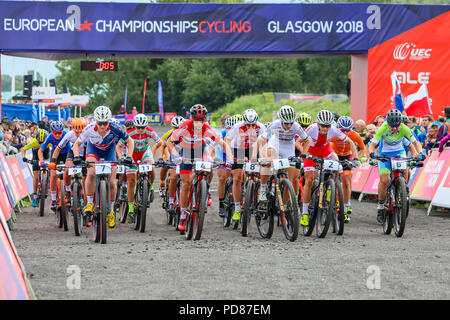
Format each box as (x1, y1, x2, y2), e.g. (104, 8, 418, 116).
(158, 80, 164, 115)
(146, 113, 162, 124)
(0, 2, 447, 56)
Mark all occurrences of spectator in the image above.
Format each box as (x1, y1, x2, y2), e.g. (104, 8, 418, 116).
(424, 121, 441, 155)
(438, 116, 446, 124)
(120, 104, 126, 115)
(180, 105, 187, 118)
(419, 114, 433, 136)
(363, 124, 377, 145)
(407, 116, 426, 143)
(220, 113, 228, 128)
(375, 115, 385, 127)
(132, 106, 138, 117)
(437, 106, 450, 141)
(346, 71, 351, 102)
(354, 119, 367, 138)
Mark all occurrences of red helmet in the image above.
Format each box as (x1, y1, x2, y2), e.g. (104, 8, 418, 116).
(190, 104, 208, 121)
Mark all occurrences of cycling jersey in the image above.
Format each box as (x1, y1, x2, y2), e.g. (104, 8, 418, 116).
(171, 120, 220, 150)
(58, 131, 86, 156)
(330, 129, 364, 157)
(225, 121, 266, 149)
(216, 129, 228, 163)
(127, 126, 160, 152)
(264, 120, 308, 159)
(40, 131, 71, 154)
(24, 138, 48, 151)
(160, 129, 175, 142)
(371, 123, 415, 153)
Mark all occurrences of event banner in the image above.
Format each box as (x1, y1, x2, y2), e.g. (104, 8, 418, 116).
(351, 162, 372, 192)
(7, 156, 29, 201)
(0, 2, 448, 56)
(0, 153, 17, 207)
(430, 165, 450, 210)
(0, 171, 12, 221)
(411, 149, 450, 201)
(361, 166, 380, 195)
(367, 11, 450, 122)
(163, 113, 177, 124)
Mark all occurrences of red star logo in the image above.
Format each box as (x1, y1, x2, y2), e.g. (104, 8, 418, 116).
(77, 20, 94, 32)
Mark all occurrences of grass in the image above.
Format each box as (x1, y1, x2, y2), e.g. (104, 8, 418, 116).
(212, 92, 350, 124)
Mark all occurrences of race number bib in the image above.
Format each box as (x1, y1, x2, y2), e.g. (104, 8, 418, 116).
(392, 159, 407, 170)
(116, 165, 125, 174)
(195, 161, 212, 172)
(273, 159, 290, 170)
(68, 167, 82, 176)
(245, 162, 260, 173)
(139, 164, 153, 173)
(95, 163, 111, 175)
(323, 160, 339, 171)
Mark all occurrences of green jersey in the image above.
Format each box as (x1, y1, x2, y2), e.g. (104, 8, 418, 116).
(371, 122, 415, 153)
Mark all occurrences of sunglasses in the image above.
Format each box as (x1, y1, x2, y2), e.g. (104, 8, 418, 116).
(341, 128, 351, 132)
(52, 131, 63, 135)
(136, 126, 146, 129)
(319, 124, 331, 128)
(97, 122, 109, 126)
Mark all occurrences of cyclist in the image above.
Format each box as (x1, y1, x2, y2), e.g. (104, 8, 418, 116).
(50, 118, 87, 206)
(368, 109, 425, 223)
(254, 105, 310, 204)
(217, 116, 237, 217)
(72, 106, 134, 228)
(330, 116, 367, 222)
(165, 104, 231, 231)
(39, 121, 72, 211)
(22, 128, 49, 207)
(224, 109, 266, 223)
(296, 112, 312, 156)
(118, 113, 162, 224)
(157, 115, 185, 216)
(300, 110, 359, 227)
(124, 119, 135, 133)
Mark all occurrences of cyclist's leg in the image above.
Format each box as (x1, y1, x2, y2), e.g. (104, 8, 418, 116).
(64, 150, 74, 198)
(178, 164, 194, 230)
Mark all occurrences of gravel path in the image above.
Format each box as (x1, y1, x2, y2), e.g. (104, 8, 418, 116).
(9, 126, 450, 300)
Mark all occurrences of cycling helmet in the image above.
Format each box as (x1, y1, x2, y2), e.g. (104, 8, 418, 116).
(298, 112, 312, 127)
(316, 110, 334, 126)
(50, 120, 64, 132)
(171, 116, 185, 129)
(279, 105, 296, 124)
(224, 116, 238, 129)
(401, 115, 410, 124)
(190, 104, 208, 121)
(124, 120, 135, 128)
(337, 116, 354, 130)
(110, 118, 120, 126)
(94, 105, 112, 122)
(235, 114, 243, 122)
(386, 109, 403, 127)
(36, 129, 48, 143)
(134, 113, 149, 127)
(243, 109, 259, 125)
(71, 118, 86, 134)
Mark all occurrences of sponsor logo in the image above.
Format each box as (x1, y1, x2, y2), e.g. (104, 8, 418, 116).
(393, 42, 432, 61)
(396, 71, 430, 84)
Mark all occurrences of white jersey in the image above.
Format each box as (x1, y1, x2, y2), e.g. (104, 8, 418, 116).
(265, 120, 309, 158)
(225, 121, 266, 149)
(306, 123, 348, 148)
(58, 130, 86, 156)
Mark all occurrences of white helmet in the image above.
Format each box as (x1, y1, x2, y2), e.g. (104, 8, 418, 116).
(94, 106, 112, 122)
(133, 113, 148, 127)
(316, 110, 334, 126)
(279, 105, 296, 124)
(243, 109, 258, 125)
(225, 116, 238, 129)
(110, 118, 120, 125)
(171, 116, 185, 129)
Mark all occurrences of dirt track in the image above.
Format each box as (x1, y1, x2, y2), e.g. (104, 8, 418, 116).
(9, 126, 450, 300)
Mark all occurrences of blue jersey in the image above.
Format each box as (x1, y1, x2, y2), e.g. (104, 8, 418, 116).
(78, 122, 128, 151)
(216, 129, 228, 161)
(40, 131, 71, 154)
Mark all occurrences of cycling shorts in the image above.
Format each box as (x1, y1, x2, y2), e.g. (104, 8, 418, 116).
(126, 148, 154, 174)
(338, 154, 353, 176)
(179, 145, 209, 175)
(232, 147, 251, 170)
(86, 142, 117, 162)
(303, 144, 335, 172)
(378, 150, 407, 175)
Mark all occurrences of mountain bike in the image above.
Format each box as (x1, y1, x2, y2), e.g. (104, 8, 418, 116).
(29, 160, 50, 217)
(53, 163, 69, 231)
(184, 159, 219, 241)
(370, 156, 423, 237)
(114, 163, 128, 224)
(222, 173, 234, 228)
(155, 160, 175, 225)
(68, 164, 85, 236)
(133, 161, 154, 233)
(255, 157, 299, 242)
(301, 155, 340, 238)
(240, 161, 260, 237)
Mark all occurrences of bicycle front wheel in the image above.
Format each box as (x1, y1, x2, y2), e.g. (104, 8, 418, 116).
(60, 181, 69, 231)
(278, 179, 299, 242)
(241, 180, 255, 237)
(139, 177, 149, 233)
(333, 180, 345, 236)
(95, 179, 108, 244)
(72, 181, 83, 236)
(316, 179, 335, 238)
(193, 179, 207, 240)
(393, 177, 408, 237)
(223, 177, 233, 228)
(39, 171, 48, 217)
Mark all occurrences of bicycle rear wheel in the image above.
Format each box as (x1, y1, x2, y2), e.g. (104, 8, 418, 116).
(393, 177, 408, 237)
(255, 183, 274, 239)
(278, 179, 299, 242)
(333, 180, 345, 236)
(316, 179, 335, 238)
(39, 171, 48, 217)
(72, 181, 83, 236)
(241, 179, 255, 237)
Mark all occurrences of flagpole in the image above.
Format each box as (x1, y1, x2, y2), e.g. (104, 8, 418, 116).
(142, 77, 147, 114)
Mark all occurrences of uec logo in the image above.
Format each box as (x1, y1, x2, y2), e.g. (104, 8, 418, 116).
(393, 42, 431, 61)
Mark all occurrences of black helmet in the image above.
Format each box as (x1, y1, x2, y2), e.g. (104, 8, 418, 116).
(190, 104, 208, 120)
(401, 115, 409, 124)
(386, 109, 402, 127)
(124, 120, 135, 128)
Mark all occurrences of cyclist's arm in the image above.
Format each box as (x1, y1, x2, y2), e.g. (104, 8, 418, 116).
(125, 137, 134, 158)
(73, 139, 81, 157)
(219, 138, 233, 162)
(38, 148, 44, 162)
(348, 139, 359, 160)
(408, 143, 418, 158)
(51, 146, 61, 160)
(301, 137, 311, 155)
(115, 143, 123, 161)
(151, 140, 163, 159)
(412, 140, 423, 155)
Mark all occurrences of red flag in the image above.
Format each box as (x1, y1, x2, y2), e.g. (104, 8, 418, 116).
(404, 83, 432, 117)
(142, 77, 147, 114)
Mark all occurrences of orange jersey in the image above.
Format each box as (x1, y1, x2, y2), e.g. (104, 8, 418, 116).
(330, 129, 365, 156)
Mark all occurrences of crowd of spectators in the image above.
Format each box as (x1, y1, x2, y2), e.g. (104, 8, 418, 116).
(0, 116, 73, 155)
(354, 106, 450, 155)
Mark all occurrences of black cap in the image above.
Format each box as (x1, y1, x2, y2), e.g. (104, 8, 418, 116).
(444, 106, 450, 115)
